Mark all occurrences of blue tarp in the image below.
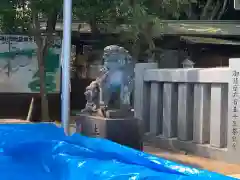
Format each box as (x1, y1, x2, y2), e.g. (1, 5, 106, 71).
(0, 123, 235, 180)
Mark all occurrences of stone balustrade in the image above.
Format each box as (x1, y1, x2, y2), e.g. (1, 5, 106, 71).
(134, 58, 240, 164)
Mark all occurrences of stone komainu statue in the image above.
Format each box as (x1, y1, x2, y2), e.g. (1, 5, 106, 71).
(82, 45, 134, 115)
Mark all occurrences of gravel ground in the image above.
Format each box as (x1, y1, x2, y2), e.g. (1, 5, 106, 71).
(144, 145, 240, 178)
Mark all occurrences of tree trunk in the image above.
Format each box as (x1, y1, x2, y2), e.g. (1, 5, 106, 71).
(132, 38, 140, 62)
(31, 11, 50, 121)
(31, 7, 58, 121)
(89, 16, 100, 38)
(37, 43, 50, 121)
(143, 22, 156, 62)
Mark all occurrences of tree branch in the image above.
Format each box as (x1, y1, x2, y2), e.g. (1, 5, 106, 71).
(217, 0, 228, 20)
(210, 0, 221, 20)
(43, 8, 58, 57)
(31, 9, 42, 47)
(200, 0, 214, 20)
(142, 21, 155, 61)
(89, 15, 100, 38)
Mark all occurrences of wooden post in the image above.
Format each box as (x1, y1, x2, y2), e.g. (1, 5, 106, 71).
(26, 97, 35, 121)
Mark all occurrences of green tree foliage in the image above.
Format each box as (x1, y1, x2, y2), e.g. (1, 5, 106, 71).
(73, 0, 116, 36)
(110, 0, 195, 60)
(0, 0, 26, 33)
(0, 0, 63, 120)
(72, 0, 196, 60)
(105, 0, 230, 60)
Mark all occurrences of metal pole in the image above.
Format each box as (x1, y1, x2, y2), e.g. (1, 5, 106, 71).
(61, 0, 72, 135)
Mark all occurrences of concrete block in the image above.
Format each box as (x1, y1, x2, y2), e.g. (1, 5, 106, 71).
(134, 63, 157, 133)
(75, 114, 143, 150)
(149, 82, 163, 135)
(193, 84, 210, 144)
(162, 83, 178, 138)
(210, 84, 228, 148)
(177, 83, 194, 141)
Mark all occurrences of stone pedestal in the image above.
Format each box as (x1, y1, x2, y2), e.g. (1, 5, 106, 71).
(75, 114, 143, 150)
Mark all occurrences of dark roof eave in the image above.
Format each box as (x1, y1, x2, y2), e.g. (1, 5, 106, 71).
(40, 20, 240, 37)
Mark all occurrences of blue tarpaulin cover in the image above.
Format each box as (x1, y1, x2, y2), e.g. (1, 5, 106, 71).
(0, 123, 235, 180)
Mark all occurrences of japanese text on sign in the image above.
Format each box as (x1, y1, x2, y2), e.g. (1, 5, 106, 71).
(93, 124, 100, 137)
(232, 70, 240, 149)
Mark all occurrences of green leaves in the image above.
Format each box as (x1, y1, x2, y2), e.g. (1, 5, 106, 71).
(73, 0, 114, 22)
(0, 0, 63, 34)
(30, 0, 62, 14)
(0, 0, 22, 33)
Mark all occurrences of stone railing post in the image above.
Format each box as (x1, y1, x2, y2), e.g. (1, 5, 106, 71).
(134, 63, 157, 132)
(227, 58, 240, 163)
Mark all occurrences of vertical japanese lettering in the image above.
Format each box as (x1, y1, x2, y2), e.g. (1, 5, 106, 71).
(231, 70, 239, 149)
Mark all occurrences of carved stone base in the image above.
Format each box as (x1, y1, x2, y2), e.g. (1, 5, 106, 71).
(75, 114, 143, 150)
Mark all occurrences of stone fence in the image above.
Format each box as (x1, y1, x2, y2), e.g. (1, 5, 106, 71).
(134, 58, 240, 164)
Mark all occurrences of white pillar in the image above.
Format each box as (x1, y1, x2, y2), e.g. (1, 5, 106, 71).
(61, 0, 72, 135)
(227, 58, 240, 163)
